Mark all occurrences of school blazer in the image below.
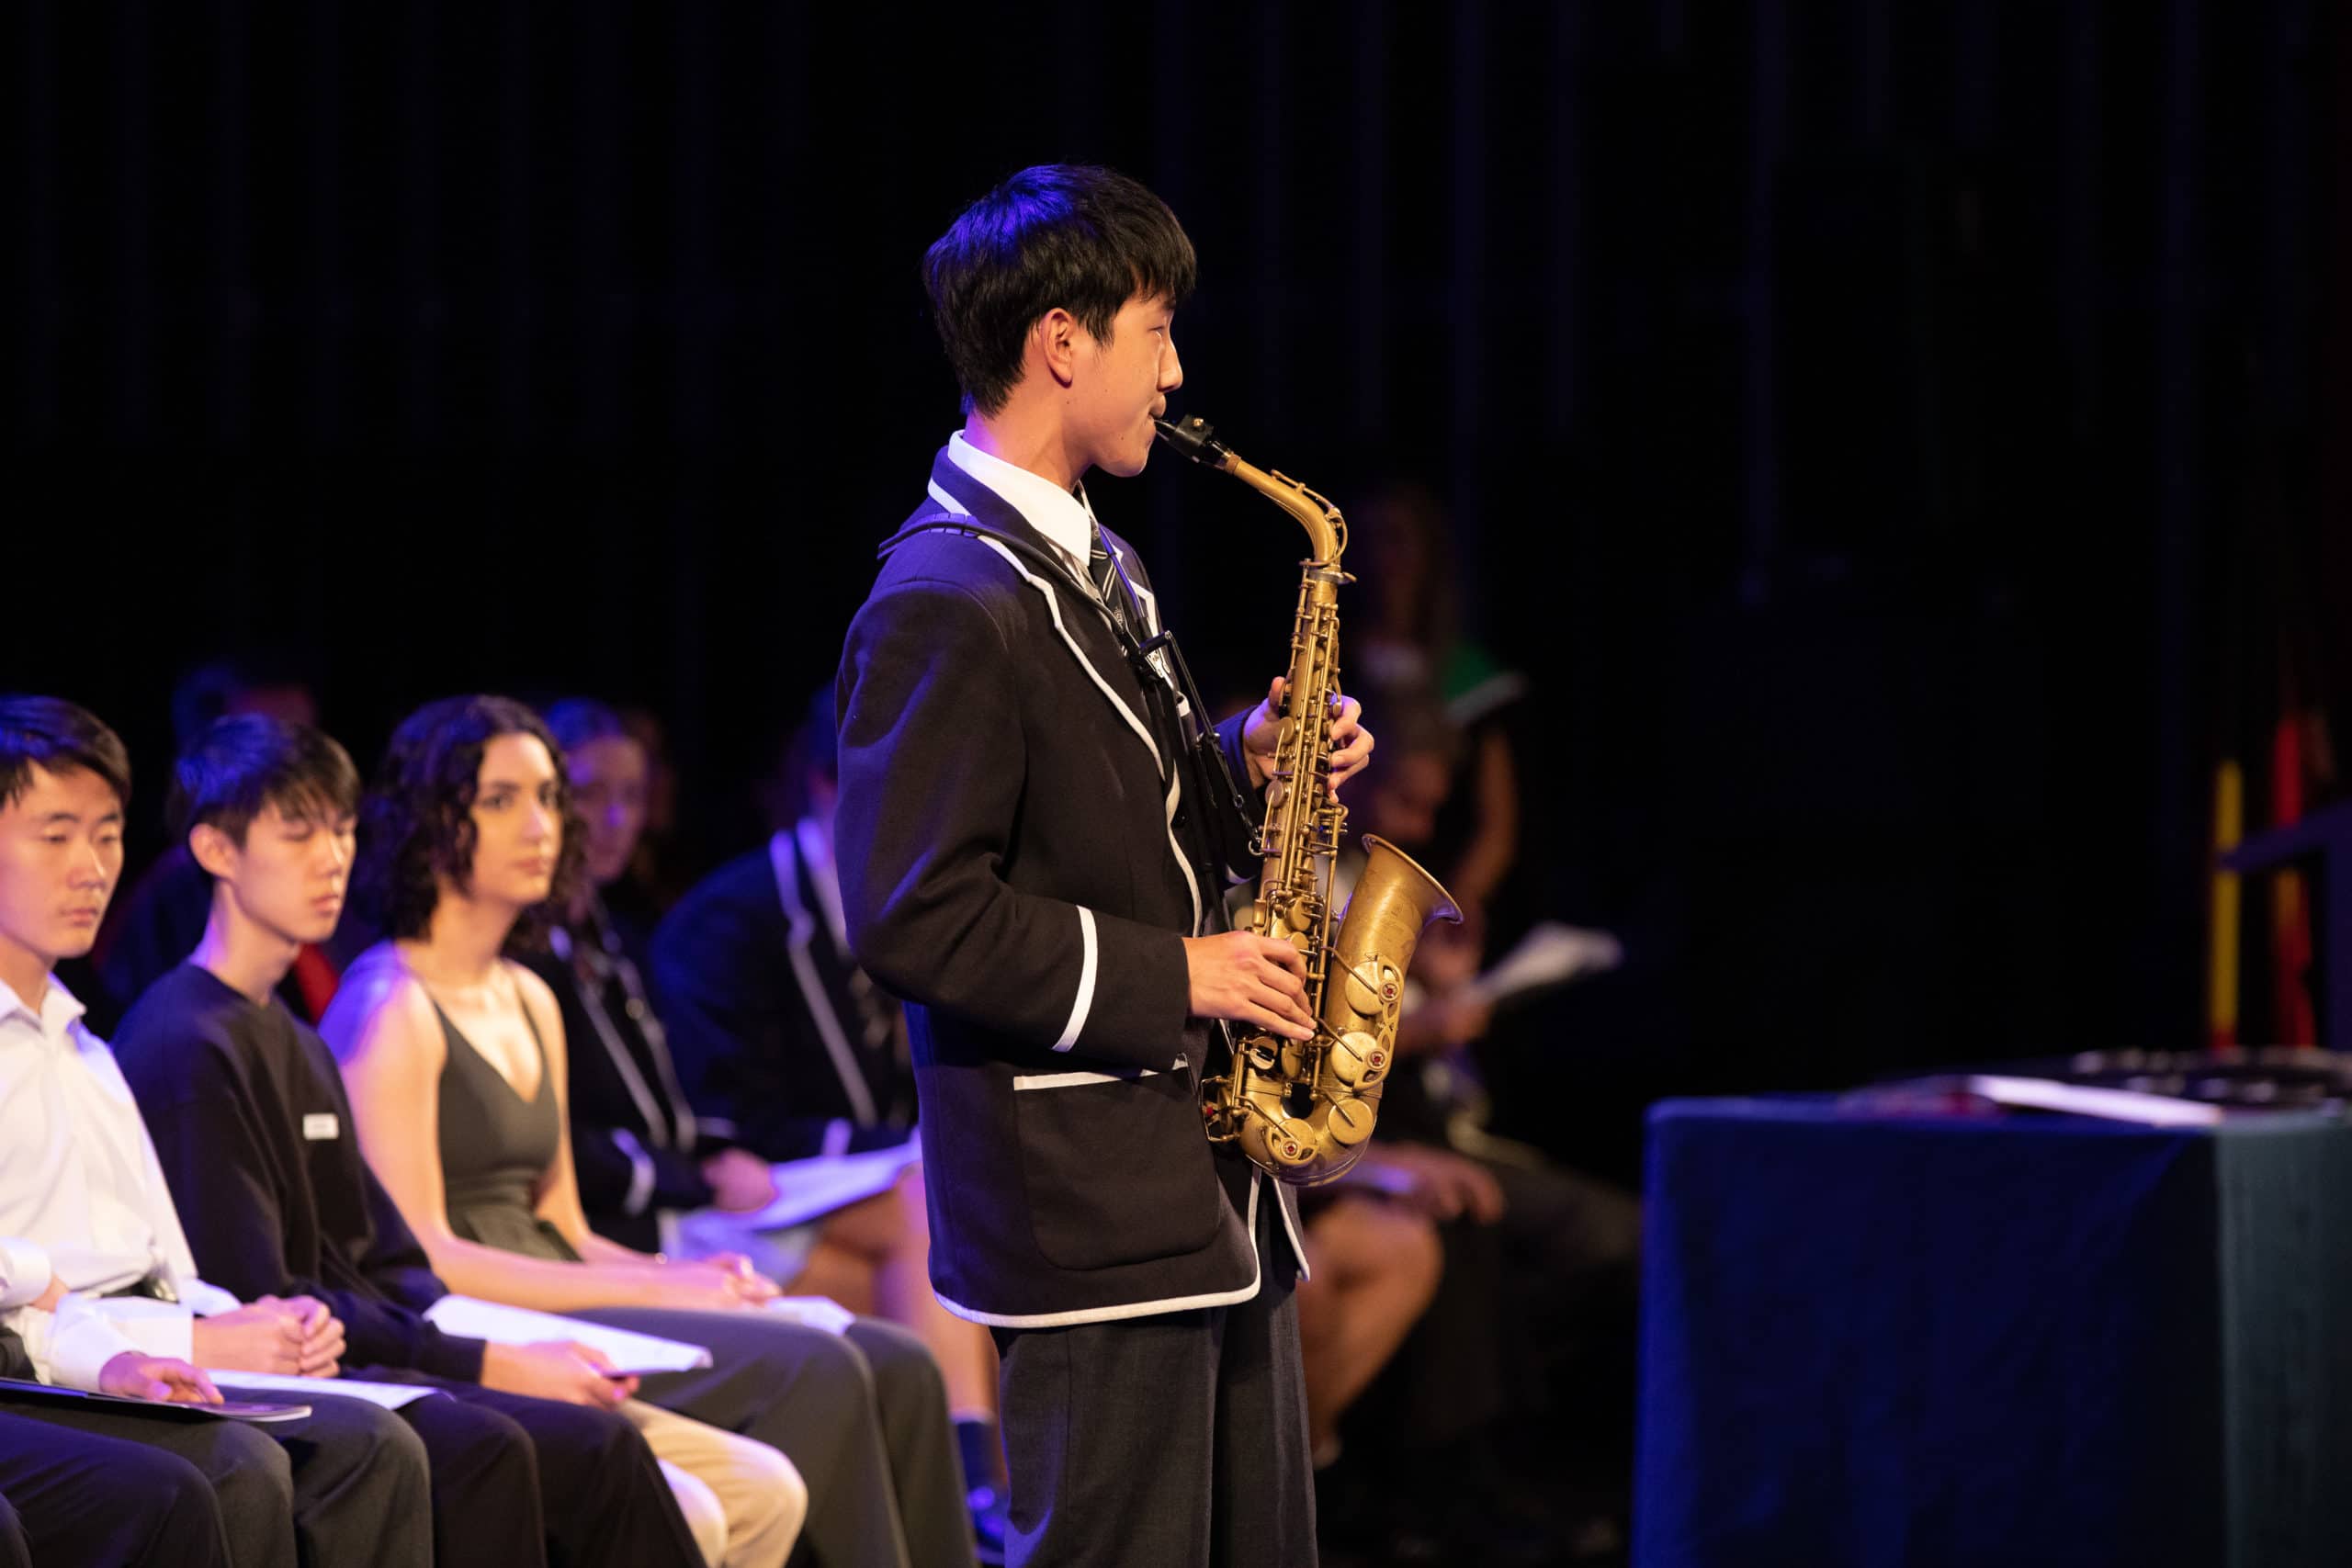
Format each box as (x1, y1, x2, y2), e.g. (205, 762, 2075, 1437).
(835, 446, 1309, 1325)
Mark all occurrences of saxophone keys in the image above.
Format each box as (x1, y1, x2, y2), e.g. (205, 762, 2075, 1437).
(1267, 1119, 1318, 1168)
(1324, 1097, 1374, 1146)
(1328, 1029, 1384, 1089)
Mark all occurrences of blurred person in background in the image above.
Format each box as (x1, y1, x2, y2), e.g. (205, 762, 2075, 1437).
(605, 705, 688, 931)
(1319, 673, 1640, 1562)
(1350, 483, 1530, 953)
(1291, 1187, 1443, 1561)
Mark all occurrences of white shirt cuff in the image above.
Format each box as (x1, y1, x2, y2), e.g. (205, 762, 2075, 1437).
(179, 1279, 242, 1318)
(0, 1237, 54, 1311)
(82, 1297, 196, 1367)
(14, 1298, 150, 1392)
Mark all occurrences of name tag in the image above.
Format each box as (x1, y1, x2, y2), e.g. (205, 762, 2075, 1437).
(302, 1113, 339, 1142)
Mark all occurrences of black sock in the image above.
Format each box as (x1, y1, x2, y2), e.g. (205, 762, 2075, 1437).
(956, 1416, 1004, 1499)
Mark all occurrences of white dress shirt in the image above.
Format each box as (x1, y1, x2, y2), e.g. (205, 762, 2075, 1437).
(946, 431, 1100, 577)
(944, 430, 1168, 649)
(0, 1230, 155, 1390)
(0, 975, 240, 1379)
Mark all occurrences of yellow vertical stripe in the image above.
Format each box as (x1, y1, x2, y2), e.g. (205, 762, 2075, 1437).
(2208, 761, 2243, 1045)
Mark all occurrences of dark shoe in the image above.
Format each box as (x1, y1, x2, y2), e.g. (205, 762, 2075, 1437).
(968, 1483, 1010, 1567)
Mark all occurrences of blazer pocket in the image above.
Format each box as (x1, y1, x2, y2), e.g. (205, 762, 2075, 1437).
(1012, 1066, 1223, 1272)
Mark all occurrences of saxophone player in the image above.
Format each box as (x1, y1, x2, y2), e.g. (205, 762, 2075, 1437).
(835, 164, 1374, 1567)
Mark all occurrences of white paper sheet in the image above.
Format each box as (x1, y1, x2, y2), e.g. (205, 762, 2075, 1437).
(742, 1142, 922, 1232)
(207, 1372, 442, 1410)
(422, 1295, 715, 1372)
(764, 1296, 855, 1335)
(1963, 1074, 2225, 1127)
(1460, 922, 1624, 1009)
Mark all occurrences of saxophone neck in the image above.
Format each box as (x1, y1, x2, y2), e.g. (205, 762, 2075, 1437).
(1157, 415, 1346, 566)
(1227, 456, 1346, 568)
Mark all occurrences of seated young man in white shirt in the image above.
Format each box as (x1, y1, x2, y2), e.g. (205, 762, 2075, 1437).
(0, 1245, 291, 1568)
(0, 694, 431, 1568)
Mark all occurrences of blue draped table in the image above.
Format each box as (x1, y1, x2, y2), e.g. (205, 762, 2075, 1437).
(1634, 1096, 2352, 1568)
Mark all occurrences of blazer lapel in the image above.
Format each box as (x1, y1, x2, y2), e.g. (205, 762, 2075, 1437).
(896, 449, 1167, 782)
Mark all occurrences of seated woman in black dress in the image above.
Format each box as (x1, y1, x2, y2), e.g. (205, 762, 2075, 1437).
(321, 695, 978, 1568)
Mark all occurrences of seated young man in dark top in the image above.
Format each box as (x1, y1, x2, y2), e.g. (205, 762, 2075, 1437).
(110, 714, 710, 1568)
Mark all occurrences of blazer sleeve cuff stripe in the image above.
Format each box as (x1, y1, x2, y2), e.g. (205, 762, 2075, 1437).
(1053, 907, 1101, 1052)
(614, 1129, 658, 1217)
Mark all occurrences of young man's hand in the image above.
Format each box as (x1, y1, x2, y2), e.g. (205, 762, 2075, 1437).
(98, 1352, 222, 1404)
(276, 1296, 345, 1378)
(30, 1274, 67, 1313)
(1240, 678, 1374, 796)
(189, 1302, 311, 1374)
(480, 1340, 636, 1408)
(1183, 932, 1315, 1040)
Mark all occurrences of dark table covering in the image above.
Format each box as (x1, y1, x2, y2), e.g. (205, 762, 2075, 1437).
(1635, 1095, 2352, 1568)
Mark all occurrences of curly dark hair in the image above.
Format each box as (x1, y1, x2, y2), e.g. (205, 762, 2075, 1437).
(354, 694, 586, 953)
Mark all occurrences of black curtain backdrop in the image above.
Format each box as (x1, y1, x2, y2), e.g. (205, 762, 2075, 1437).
(8, 1, 2347, 1181)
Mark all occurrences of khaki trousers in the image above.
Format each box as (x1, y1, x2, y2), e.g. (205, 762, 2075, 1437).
(623, 1398, 806, 1568)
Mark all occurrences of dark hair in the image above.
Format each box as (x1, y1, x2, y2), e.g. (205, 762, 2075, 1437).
(1352, 482, 1463, 657)
(169, 652, 317, 748)
(922, 164, 1197, 417)
(542, 698, 633, 759)
(354, 695, 585, 952)
(0, 696, 132, 813)
(168, 715, 360, 850)
(760, 687, 839, 832)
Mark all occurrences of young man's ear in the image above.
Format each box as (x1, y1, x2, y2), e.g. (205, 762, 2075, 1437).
(187, 822, 241, 881)
(1035, 308, 1081, 389)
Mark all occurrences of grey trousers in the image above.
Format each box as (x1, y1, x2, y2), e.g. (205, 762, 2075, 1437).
(215, 1386, 436, 1568)
(0, 1408, 230, 1568)
(573, 1309, 977, 1568)
(0, 1386, 430, 1568)
(989, 1202, 1317, 1568)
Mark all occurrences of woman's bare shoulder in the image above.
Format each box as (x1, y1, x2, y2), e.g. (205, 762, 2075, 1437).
(322, 944, 445, 1066)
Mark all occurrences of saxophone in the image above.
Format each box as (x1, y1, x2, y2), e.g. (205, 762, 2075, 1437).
(1157, 414, 1462, 1185)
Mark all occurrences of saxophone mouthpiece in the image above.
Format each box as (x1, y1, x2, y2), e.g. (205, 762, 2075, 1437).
(1154, 414, 1229, 468)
